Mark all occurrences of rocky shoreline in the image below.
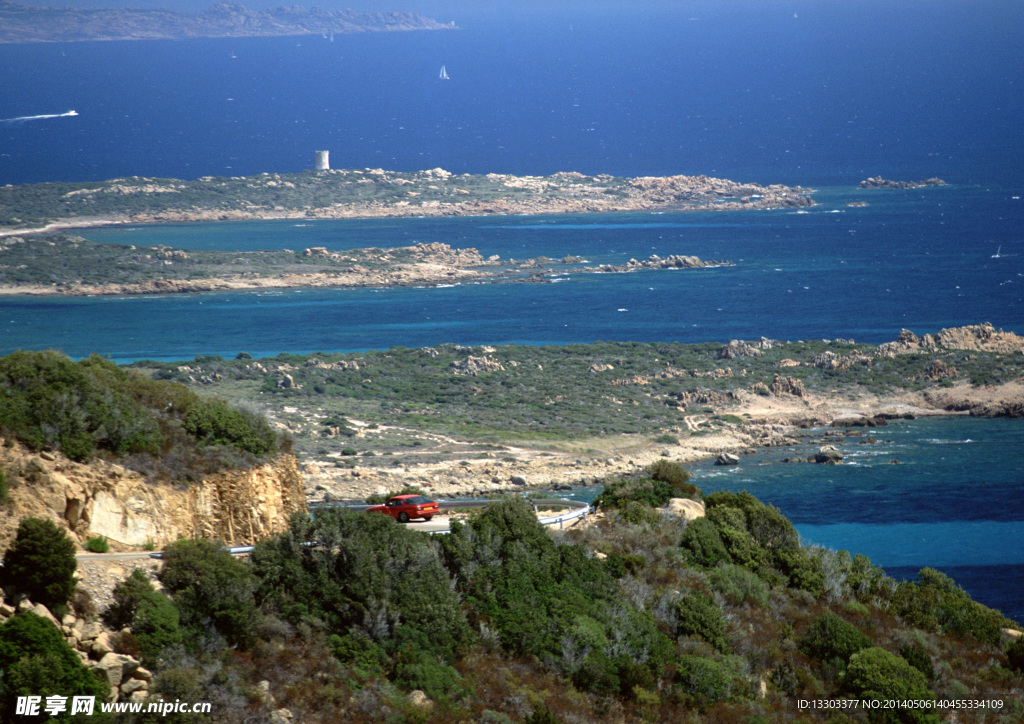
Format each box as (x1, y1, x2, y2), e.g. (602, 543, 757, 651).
(295, 324, 1024, 504)
(0, 235, 730, 296)
(302, 381, 1023, 505)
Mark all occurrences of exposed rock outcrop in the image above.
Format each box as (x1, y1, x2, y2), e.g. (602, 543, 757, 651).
(858, 177, 946, 189)
(768, 375, 805, 398)
(879, 323, 1024, 355)
(0, 440, 306, 550)
(449, 355, 506, 376)
(815, 445, 844, 464)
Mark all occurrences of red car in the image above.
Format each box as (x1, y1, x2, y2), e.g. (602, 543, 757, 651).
(367, 494, 440, 523)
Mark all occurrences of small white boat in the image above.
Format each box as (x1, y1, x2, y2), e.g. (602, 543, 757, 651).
(992, 246, 1003, 258)
(439, 65, 450, 80)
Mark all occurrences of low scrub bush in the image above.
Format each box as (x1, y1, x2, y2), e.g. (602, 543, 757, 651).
(888, 567, 1009, 647)
(843, 647, 938, 723)
(675, 590, 729, 653)
(85, 535, 109, 553)
(799, 611, 873, 664)
(709, 563, 770, 607)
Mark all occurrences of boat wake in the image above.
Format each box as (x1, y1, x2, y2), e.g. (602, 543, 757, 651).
(0, 110, 78, 123)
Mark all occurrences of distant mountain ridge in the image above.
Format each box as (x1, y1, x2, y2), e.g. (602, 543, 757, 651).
(0, 1, 456, 43)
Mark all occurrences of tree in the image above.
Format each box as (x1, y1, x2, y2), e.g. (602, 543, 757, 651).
(0, 517, 77, 616)
(157, 539, 259, 649)
(0, 612, 110, 723)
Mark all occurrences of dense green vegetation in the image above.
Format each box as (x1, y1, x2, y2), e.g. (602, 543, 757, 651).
(130, 339, 1024, 466)
(0, 613, 111, 723)
(0, 350, 280, 479)
(1, 485, 1021, 722)
(0, 517, 78, 617)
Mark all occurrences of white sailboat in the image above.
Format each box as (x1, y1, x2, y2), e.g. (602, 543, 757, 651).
(439, 65, 450, 80)
(992, 246, 1003, 258)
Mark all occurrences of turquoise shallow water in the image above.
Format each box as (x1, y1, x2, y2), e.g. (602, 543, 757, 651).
(548, 417, 1024, 622)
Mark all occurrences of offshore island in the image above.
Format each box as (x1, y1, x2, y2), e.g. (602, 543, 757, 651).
(0, 167, 808, 295)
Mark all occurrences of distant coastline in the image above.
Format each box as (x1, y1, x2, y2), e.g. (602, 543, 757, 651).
(0, 1, 456, 44)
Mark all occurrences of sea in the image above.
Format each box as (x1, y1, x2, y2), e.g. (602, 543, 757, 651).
(1, 1, 1022, 620)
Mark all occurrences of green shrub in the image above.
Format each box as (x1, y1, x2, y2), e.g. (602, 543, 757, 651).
(616, 499, 662, 526)
(680, 517, 732, 568)
(676, 590, 729, 653)
(675, 655, 738, 708)
(329, 632, 388, 677)
(1006, 635, 1024, 673)
(888, 568, 1008, 646)
(799, 612, 873, 664)
(0, 517, 77, 617)
(0, 468, 8, 503)
(253, 507, 468, 661)
(102, 568, 154, 630)
(652, 433, 679, 445)
(709, 563, 770, 607)
(647, 459, 699, 496)
(85, 535, 109, 553)
(0, 612, 111, 723)
(133, 590, 181, 665)
(182, 398, 276, 455)
(0, 350, 163, 461)
(843, 647, 938, 723)
(898, 642, 935, 682)
(391, 645, 467, 700)
(157, 538, 260, 649)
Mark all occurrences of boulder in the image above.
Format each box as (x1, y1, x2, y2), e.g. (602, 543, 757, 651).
(664, 498, 706, 521)
(121, 678, 147, 696)
(132, 667, 153, 683)
(79, 621, 104, 642)
(769, 374, 805, 397)
(715, 453, 740, 466)
(815, 446, 843, 464)
(408, 690, 434, 711)
(31, 603, 60, 628)
(91, 652, 137, 688)
(269, 709, 294, 724)
(91, 631, 114, 658)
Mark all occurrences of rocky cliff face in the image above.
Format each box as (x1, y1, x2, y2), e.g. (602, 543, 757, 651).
(0, 440, 306, 551)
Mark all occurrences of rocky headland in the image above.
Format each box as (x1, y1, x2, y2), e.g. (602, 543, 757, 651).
(0, 1, 455, 43)
(0, 167, 815, 236)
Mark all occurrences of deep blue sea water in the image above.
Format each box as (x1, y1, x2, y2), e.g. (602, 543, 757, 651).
(1, 2, 1022, 620)
(1, 2, 1022, 187)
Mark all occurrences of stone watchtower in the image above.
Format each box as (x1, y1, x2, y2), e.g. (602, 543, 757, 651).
(315, 150, 330, 171)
